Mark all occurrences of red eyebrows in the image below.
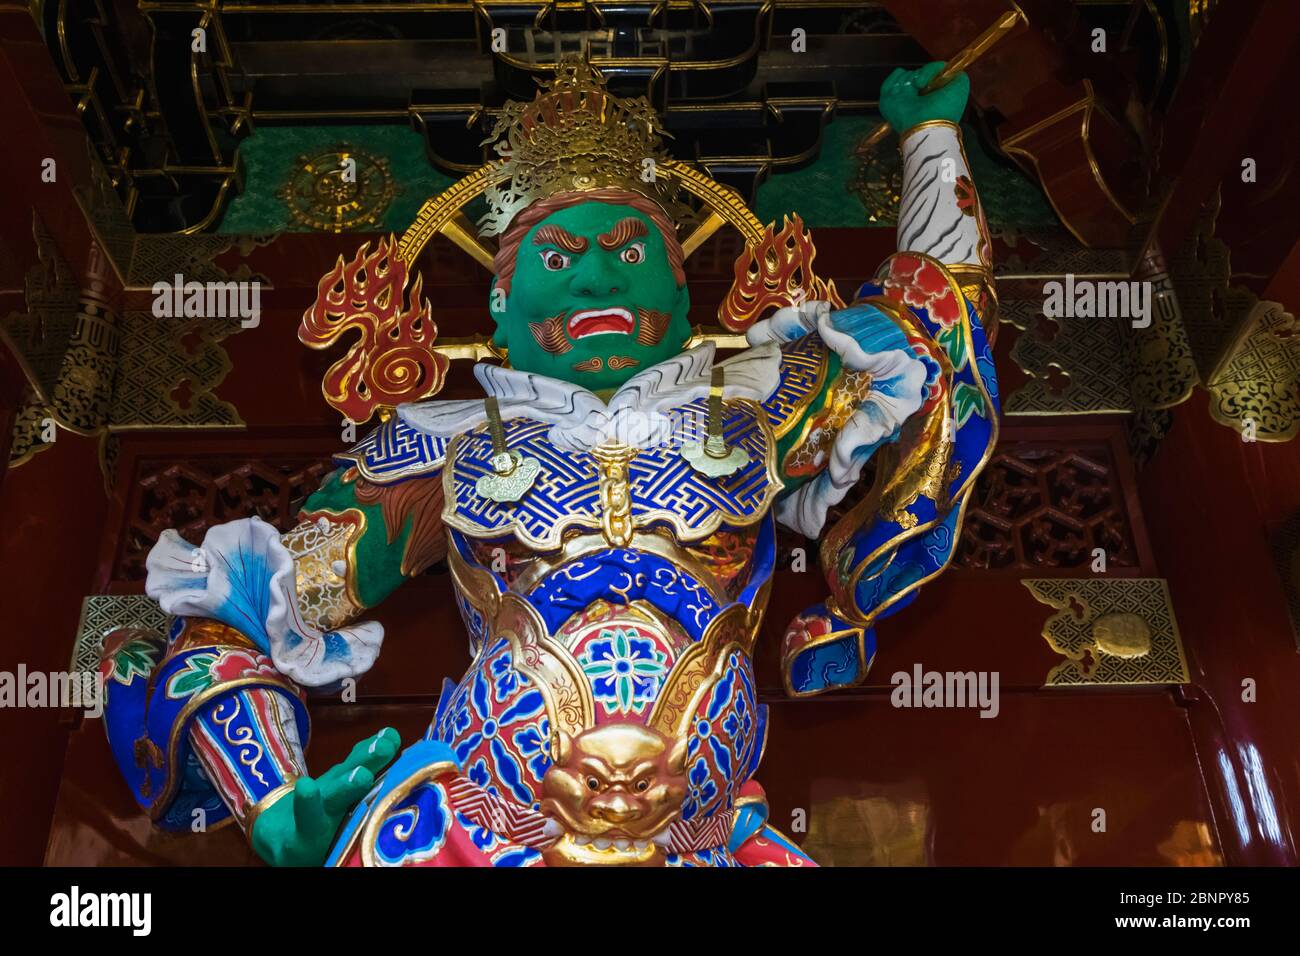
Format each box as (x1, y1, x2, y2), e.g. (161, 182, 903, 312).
(533, 225, 588, 252)
(597, 218, 649, 250)
(532, 219, 647, 254)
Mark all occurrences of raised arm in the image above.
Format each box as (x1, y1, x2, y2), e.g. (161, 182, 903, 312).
(887, 63, 992, 271)
(749, 64, 1000, 696)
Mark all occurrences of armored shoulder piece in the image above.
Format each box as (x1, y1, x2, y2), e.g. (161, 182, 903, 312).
(335, 413, 451, 485)
(759, 332, 835, 441)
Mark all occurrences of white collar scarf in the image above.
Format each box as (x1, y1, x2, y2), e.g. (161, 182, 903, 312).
(398, 341, 783, 453)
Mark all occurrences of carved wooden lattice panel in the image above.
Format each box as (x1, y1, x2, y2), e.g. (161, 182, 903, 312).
(109, 437, 1142, 580)
(116, 456, 335, 581)
(955, 443, 1139, 571)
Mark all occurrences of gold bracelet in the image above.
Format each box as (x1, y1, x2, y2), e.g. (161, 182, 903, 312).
(897, 118, 962, 150)
(243, 779, 298, 838)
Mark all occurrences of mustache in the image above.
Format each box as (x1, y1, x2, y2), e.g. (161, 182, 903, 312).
(528, 308, 674, 355)
(635, 308, 672, 346)
(528, 313, 572, 354)
(570, 356, 640, 373)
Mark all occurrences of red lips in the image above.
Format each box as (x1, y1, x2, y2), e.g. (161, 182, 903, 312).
(567, 308, 635, 339)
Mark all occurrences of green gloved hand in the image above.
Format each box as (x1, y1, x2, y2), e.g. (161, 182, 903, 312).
(251, 726, 400, 867)
(878, 61, 970, 134)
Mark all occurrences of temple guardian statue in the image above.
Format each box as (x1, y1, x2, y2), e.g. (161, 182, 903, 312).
(99, 60, 998, 867)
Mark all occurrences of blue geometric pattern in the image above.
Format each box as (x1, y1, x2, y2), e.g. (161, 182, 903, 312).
(665, 847, 738, 867)
(680, 651, 760, 823)
(446, 403, 777, 549)
(761, 332, 830, 435)
(450, 418, 600, 541)
(335, 414, 449, 484)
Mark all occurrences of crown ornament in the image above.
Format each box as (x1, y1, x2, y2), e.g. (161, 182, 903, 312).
(478, 58, 684, 237)
(302, 59, 845, 425)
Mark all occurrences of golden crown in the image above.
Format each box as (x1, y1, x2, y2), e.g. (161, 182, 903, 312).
(478, 58, 683, 237)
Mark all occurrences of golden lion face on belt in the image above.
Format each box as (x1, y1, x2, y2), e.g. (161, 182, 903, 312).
(540, 723, 688, 866)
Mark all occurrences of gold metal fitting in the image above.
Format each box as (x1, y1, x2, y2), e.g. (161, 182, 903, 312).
(474, 396, 540, 502)
(681, 367, 750, 478)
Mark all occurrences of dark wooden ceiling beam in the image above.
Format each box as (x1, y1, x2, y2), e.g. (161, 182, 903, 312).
(1142, 0, 1300, 266)
(879, 0, 1145, 248)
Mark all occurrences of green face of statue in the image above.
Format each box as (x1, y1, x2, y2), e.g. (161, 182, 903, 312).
(490, 200, 691, 392)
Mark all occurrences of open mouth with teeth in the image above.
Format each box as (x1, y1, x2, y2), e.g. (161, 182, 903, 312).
(543, 829, 672, 867)
(538, 723, 689, 866)
(566, 307, 635, 339)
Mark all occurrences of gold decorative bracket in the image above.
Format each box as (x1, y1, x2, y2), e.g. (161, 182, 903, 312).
(1205, 300, 1300, 442)
(1023, 578, 1189, 687)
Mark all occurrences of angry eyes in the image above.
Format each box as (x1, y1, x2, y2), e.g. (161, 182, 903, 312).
(539, 241, 645, 272)
(584, 775, 654, 793)
(541, 250, 571, 271)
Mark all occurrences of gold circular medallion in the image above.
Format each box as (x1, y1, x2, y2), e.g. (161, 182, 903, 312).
(1091, 612, 1152, 659)
(280, 145, 396, 233)
(851, 147, 903, 225)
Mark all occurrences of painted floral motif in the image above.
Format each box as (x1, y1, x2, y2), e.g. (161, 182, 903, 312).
(512, 719, 553, 782)
(209, 649, 281, 684)
(681, 758, 719, 822)
(165, 652, 219, 699)
(436, 639, 549, 805)
(679, 652, 760, 822)
(881, 254, 962, 329)
(491, 652, 520, 702)
(163, 648, 282, 700)
(782, 612, 835, 659)
(952, 379, 987, 428)
(577, 627, 669, 715)
(878, 254, 968, 373)
(466, 757, 500, 798)
(100, 631, 162, 687)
